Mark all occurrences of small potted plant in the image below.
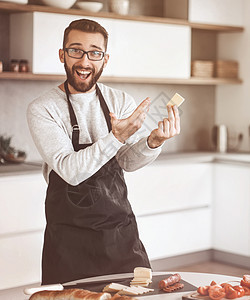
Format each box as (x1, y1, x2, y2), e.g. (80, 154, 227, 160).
(0, 135, 26, 163)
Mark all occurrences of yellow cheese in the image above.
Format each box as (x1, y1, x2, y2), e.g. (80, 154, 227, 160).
(167, 93, 185, 107)
(133, 267, 152, 280)
(103, 283, 128, 292)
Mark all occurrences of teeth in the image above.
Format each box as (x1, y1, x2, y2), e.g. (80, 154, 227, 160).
(77, 70, 90, 75)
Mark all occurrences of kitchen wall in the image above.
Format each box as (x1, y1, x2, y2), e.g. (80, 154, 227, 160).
(0, 81, 215, 161)
(215, 0, 250, 153)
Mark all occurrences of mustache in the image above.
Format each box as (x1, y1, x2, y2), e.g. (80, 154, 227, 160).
(72, 65, 93, 73)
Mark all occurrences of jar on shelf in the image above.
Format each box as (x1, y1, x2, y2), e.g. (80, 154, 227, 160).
(10, 59, 19, 72)
(0, 61, 3, 73)
(19, 59, 29, 72)
(108, 0, 130, 15)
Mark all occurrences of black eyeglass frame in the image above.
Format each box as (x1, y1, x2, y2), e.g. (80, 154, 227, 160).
(64, 48, 105, 61)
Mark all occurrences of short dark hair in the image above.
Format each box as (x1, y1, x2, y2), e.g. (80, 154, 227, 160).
(63, 19, 109, 51)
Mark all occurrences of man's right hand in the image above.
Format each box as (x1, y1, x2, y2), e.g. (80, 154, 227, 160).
(110, 97, 151, 144)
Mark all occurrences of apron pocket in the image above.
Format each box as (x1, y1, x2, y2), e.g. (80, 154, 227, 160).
(67, 184, 99, 208)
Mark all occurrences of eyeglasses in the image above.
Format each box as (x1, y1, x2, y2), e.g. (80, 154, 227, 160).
(64, 48, 105, 61)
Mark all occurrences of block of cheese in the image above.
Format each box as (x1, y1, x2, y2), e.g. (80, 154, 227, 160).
(133, 267, 152, 280)
(167, 93, 185, 107)
(130, 267, 152, 287)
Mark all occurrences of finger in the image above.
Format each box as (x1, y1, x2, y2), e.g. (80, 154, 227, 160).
(130, 97, 151, 121)
(163, 118, 170, 136)
(158, 121, 164, 132)
(173, 105, 181, 134)
(167, 105, 175, 122)
(109, 112, 118, 125)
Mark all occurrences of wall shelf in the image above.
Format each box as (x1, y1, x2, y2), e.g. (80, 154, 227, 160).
(0, 2, 244, 33)
(0, 72, 243, 85)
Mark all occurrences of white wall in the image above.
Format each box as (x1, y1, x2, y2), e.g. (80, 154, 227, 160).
(215, 0, 250, 152)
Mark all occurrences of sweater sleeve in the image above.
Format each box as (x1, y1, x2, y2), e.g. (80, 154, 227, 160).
(115, 94, 162, 172)
(27, 101, 124, 186)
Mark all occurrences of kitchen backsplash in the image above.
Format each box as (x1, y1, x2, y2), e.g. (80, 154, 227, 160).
(0, 80, 215, 162)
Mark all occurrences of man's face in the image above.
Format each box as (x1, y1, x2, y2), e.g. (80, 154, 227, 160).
(59, 30, 109, 93)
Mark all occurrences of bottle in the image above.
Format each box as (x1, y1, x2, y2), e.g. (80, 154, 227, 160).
(19, 60, 29, 72)
(0, 61, 3, 73)
(10, 59, 19, 72)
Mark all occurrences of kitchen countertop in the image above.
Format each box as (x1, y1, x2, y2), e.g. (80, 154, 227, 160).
(1, 151, 250, 177)
(0, 271, 242, 300)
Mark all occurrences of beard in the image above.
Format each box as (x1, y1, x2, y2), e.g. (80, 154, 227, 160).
(64, 62, 104, 93)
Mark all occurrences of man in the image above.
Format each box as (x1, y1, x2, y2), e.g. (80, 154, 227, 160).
(27, 19, 180, 285)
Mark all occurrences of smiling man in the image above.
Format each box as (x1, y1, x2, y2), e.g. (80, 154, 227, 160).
(27, 19, 180, 285)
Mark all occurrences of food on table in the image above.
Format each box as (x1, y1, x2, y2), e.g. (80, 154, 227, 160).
(103, 284, 129, 293)
(158, 273, 184, 293)
(208, 284, 226, 300)
(29, 288, 112, 299)
(111, 294, 138, 300)
(197, 274, 250, 300)
(162, 282, 184, 292)
(241, 275, 250, 288)
(130, 267, 152, 287)
(118, 286, 154, 295)
(103, 283, 153, 295)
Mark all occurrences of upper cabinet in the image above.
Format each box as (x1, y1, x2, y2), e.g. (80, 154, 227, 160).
(189, 0, 243, 27)
(9, 12, 191, 79)
(0, 1, 244, 85)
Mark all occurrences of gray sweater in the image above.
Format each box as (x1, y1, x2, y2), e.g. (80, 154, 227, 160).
(27, 83, 161, 186)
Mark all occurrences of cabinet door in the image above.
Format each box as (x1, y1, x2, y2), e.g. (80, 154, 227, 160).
(0, 232, 43, 289)
(124, 162, 212, 216)
(137, 207, 212, 260)
(0, 174, 47, 234)
(189, 0, 243, 26)
(10, 12, 114, 75)
(213, 163, 250, 256)
(106, 20, 191, 78)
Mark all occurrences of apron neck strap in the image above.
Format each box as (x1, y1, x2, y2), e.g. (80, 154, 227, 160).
(64, 80, 112, 150)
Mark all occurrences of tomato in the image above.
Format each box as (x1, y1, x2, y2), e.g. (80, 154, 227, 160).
(221, 283, 233, 290)
(225, 286, 238, 299)
(233, 286, 245, 297)
(198, 286, 210, 296)
(209, 285, 226, 300)
(242, 286, 250, 295)
(211, 281, 217, 286)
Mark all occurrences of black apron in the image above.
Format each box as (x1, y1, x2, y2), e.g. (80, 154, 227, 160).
(41, 81, 150, 285)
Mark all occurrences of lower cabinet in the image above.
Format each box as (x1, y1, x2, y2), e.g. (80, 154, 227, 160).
(124, 161, 213, 260)
(0, 173, 47, 290)
(137, 207, 212, 260)
(213, 163, 250, 257)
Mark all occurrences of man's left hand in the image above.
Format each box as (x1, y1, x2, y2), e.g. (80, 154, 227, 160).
(147, 105, 180, 149)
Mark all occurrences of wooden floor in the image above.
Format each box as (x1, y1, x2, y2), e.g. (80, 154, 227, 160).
(174, 261, 250, 277)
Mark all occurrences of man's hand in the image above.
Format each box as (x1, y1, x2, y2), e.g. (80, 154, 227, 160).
(110, 98, 151, 144)
(147, 105, 180, 148)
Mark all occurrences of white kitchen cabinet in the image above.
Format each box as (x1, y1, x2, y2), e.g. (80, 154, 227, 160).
(0, 174, 46, 234)
(124, 161, 213, 259)
(10, 12, 191, 79)
(105, 19, 190, 78)
(0, 173, 47, 290)
(212, 163, 250, 256)
(10, 12, 114, 75)
(189, 0, 243, 27)
(137, 207, 212, 260)
(125, 162, 212, 216)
